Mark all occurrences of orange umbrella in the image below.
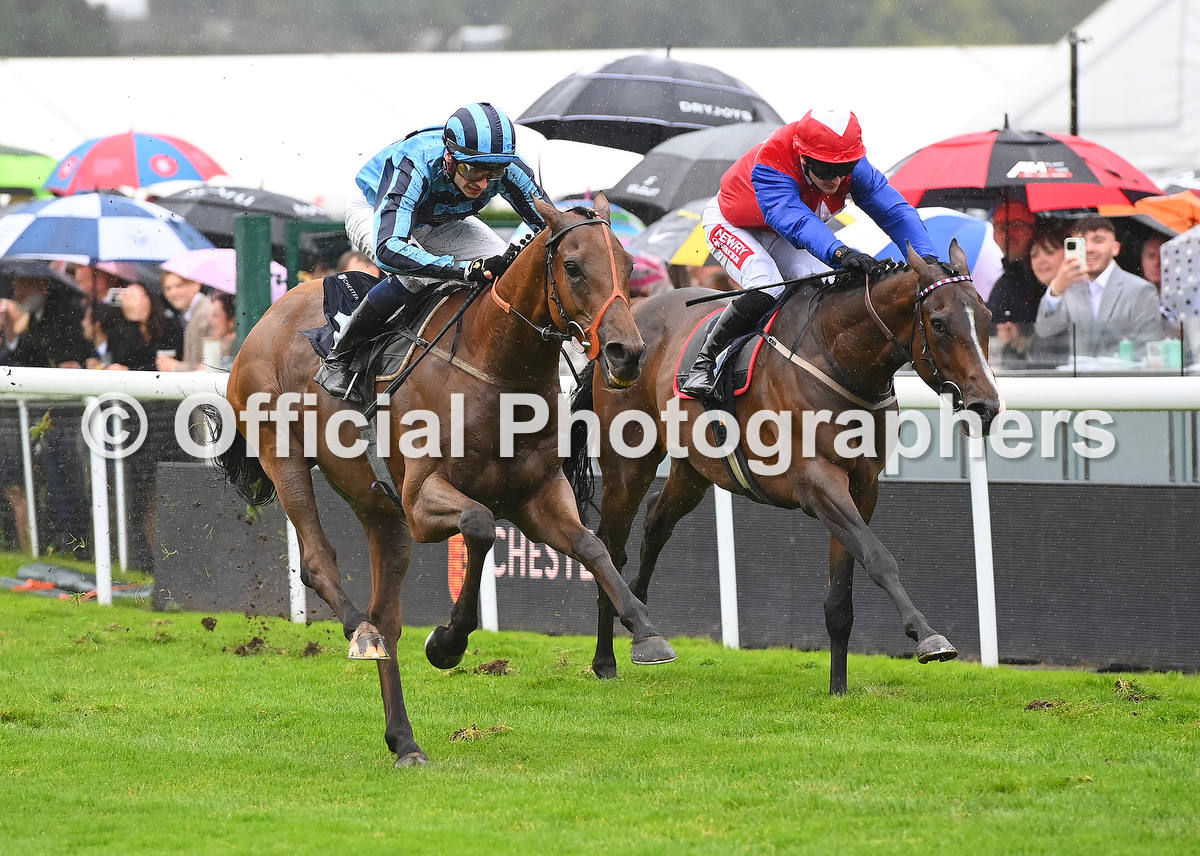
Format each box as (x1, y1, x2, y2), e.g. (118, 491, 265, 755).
(1099, 192, 1200, 234)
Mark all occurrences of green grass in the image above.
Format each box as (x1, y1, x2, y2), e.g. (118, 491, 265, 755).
(0, 591, 1197, 856)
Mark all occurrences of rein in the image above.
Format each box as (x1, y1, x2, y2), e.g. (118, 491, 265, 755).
(863, 270, 973, 408)
(490, 211, 628, 361)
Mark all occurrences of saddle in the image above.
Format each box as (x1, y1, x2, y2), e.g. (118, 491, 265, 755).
(673, 307, 780, 404)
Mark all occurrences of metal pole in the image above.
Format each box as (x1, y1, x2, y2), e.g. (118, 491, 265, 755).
(967, 434, 999, 667)
(16, 400, 38, 557)
(1067, 31, 1090, 136)
(714, 487, 740, 649)
(286, 519, 306, 623)
(234, 213, 274, 348)
(479, 545, 499, 632)
(113, 452, 128, 571)
(87, 398, 113, 606)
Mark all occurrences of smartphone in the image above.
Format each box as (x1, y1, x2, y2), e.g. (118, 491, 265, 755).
(1064, 237, 1087, 268)
(102, 287, 125, 307)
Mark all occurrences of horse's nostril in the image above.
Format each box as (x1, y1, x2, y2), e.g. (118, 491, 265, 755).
(604, 342, 631, 365)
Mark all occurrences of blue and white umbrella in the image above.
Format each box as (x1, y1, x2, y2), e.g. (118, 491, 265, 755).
(0, 192, 213, 265)
(831, 206, 1003, 300)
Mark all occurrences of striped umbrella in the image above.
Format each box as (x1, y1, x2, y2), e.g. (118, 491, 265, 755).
(887, 126, 1161, 213)
(0, 192, 214, 264)
(43, 131, 225, 196)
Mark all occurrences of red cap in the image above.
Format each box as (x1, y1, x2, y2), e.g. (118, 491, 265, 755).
(792, 109, 866, 163)
(992, 200, 1034, 226)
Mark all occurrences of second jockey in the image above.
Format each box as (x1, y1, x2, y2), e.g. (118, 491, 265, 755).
(680, 108, 938, 400)
(317, 102, 546, 402)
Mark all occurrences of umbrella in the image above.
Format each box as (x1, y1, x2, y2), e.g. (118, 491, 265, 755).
(1099, 192, 1200, 234)
(605, 121, 782, 224)
(0, 258, 84, 298)
(0, 145, 57, 197)
(0, 192, 214, 265)
(154, 184, 333, 263)
(161, 247, 288, 301)
(510, 197, 646, 246)
(43, 131, 225, 196)
(517, 53, 783, 154)
(831, 206, 1003, 300)
(624, 198, 715, 266)
(887, 126, 1162, 213)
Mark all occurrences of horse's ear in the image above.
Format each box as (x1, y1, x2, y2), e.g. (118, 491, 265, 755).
(592, 192, 611, 224)
(534, 196, 565, 233)
(948, 237, 969, 275)
(906, 242, 932, 276)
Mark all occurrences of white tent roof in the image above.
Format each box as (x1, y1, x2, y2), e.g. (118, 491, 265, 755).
(971, 0, 1200, 180)
(0, 46, 1044, 215)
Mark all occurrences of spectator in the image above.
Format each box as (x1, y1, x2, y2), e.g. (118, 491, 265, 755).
(629, 254, 671, 305)
(986, 201, 1043, 335)
(104, 282, 184, 372)
(337, 249, 381, 278)
(1138, 234, 1179, 334)
(205, 291, 238, 369)
(1035, 216, 1161, 358)
(156, 270, 213, 372)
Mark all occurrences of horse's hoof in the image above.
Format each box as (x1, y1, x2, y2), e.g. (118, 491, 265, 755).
(592, 661, 618, 680)
(917, 634, 958, 663)
(395, 751, 429, 768)
(425, 626, 464, 670)
(631, 635, 677, 665)
(348, 622, 389, 660)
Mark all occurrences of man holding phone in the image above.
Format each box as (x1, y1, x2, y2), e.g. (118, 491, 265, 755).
(1035, 216, 1160, 358)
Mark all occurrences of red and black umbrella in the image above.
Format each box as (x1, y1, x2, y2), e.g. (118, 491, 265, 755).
(887, 127, 1162, 213)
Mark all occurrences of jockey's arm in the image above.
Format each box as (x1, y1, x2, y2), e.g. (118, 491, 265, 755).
(372, 157, 463, 280)
(852, 160, 936, 260)
(751, 164, 844, 265)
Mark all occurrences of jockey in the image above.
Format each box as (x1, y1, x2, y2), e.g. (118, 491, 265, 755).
(680, 108, 939, 400)
(317, 102, 546, 402)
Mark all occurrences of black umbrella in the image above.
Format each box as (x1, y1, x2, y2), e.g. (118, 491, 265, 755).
(0, 258, 85, 298)
(517, 54, 783, 155)
(623, 198, 716, 266)
(153, 185, 337, 264)
(605, 121, 782, 223)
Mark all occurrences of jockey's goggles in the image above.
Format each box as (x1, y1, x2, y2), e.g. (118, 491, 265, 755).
(804, 157, 858, 181)
(454, 161, 508, 182)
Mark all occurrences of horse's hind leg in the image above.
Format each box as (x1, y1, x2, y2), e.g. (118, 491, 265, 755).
(806, 466, 956, 665)
(359, 508, 427, 766)
(405, 474, 496, 670)
(826, 535, 855, 696)
(260, 450, 385, 659)
(592, 452, 660, 679)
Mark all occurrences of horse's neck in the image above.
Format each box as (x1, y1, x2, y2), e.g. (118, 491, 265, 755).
(794, 272, 919, 387)
(464, 240, 561, 382)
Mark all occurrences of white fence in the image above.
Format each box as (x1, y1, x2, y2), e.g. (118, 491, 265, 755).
(4, 365, 1200, 666)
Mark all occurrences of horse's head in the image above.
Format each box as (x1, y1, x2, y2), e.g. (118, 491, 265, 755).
(533, 193, 645, 388)
(906, 240, 1002, 435)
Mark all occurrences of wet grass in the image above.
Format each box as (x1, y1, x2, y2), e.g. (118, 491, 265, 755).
(0, 590, 1197, 855)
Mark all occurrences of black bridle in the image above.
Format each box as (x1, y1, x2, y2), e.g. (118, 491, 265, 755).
(862, 268, 974, 409)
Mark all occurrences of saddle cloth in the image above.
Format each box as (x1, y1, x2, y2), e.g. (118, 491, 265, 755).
(672, 307, 780, 401)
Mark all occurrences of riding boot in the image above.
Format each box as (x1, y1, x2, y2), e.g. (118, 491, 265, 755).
(314, 298, 393, 403)
(679, 288, 778, 400)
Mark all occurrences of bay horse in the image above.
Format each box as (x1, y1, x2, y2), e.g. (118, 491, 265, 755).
(215, 194, 675, 767)
(566, 243, 1001, 693)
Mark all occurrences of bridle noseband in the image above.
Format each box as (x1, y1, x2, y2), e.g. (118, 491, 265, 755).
(863, 269, 974, 409)
(490, 210, 629, 361)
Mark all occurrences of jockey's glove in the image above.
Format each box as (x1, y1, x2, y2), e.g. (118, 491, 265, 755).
(465, 254, 509, 285)
(834, 248, 885, 279)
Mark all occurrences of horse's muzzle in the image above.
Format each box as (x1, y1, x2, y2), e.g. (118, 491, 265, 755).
(601, 341, 644, 389)
(964, 400, 1001, 436)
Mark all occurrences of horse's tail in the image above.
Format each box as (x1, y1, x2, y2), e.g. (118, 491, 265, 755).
(200, 404, 278, 507)
(562, 361, 597, 522)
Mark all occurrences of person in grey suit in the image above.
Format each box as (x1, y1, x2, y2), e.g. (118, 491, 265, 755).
(1035, 216, 1161, 358)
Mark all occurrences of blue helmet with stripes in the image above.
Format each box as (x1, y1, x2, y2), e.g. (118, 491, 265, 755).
(443, 103, 518, 164)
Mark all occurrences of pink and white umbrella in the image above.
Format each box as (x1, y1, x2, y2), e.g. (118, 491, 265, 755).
(160, 247, 288, 301)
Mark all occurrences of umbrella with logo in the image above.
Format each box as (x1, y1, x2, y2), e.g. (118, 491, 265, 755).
(43, 131, 225, 196)
(154, 184, 331, 249)
(517, 53, 783, 155)
(887, 126, 1162, 213)
(624, 198, 715, 266)
(605, 121, 781, 224)
(830, 206, 1003, 300)
(509, 197, 646, 246)
(0, 145, 57, 198)
(161, 247, 289, 301)
(0, 192, 214, 264)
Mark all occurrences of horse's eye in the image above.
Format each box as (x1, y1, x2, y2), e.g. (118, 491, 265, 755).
(563, 260, 582, 279)
(930, 317, 948, 334)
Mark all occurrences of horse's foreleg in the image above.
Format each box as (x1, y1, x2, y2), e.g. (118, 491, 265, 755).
(405, 473, 496, 670)
(806, 467, 956, 664)
(360, 510, 426, 766)
(636, 458, 710, 602)
(592, 454, 660, 679)
(513, 477, 676, 667)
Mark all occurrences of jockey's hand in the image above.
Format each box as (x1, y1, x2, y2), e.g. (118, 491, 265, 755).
(836, 249, 885, 279)
(466, 254, 509, 285)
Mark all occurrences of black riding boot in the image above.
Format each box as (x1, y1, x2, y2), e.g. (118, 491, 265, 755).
(314, 298, 392, 403)
(679, 288, 778, 400)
